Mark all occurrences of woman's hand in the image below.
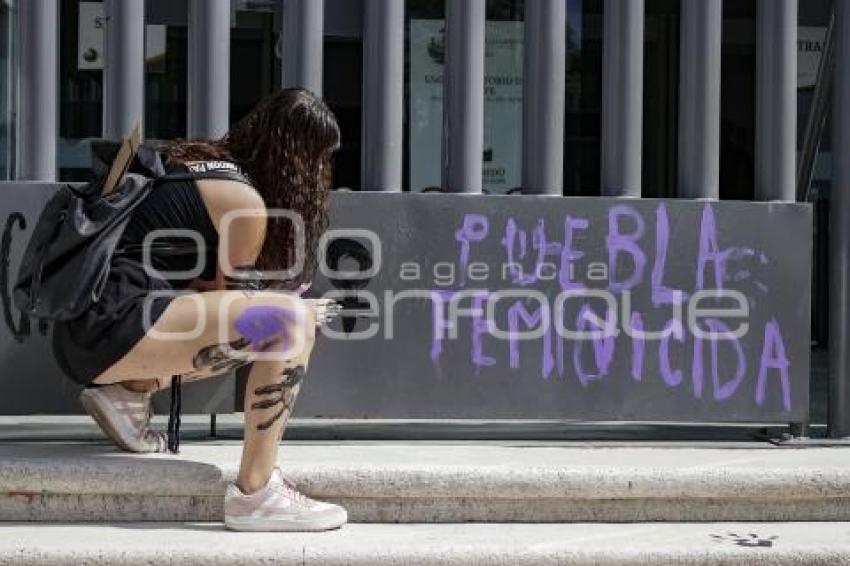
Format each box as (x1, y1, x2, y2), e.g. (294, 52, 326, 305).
(303, 298, 342, 327)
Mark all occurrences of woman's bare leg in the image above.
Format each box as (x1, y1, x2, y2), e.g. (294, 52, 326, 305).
(238, 342, 312, 493)
(91, 290, 317, 489)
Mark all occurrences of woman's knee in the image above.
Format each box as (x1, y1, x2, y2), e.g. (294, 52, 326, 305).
(228, 294, 315, 360)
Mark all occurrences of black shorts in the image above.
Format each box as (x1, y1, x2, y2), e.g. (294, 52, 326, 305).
(52, 256, 175, 386)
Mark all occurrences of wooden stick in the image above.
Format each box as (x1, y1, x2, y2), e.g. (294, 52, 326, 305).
(102, 123, 141, 194)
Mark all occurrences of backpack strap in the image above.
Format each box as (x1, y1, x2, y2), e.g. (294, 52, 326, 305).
(156, 159, 254, 187)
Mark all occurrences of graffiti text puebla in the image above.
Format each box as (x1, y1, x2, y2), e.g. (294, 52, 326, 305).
(428, 203, 791, 412)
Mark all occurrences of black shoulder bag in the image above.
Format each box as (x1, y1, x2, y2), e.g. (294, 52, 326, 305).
(14, 147, 251, 453)
(13, 147, 249, 321)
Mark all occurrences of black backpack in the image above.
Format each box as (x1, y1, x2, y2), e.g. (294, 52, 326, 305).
(13, 145, 249, 321)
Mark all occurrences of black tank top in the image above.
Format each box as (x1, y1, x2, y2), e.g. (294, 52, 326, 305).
(118, 165, 220, 288)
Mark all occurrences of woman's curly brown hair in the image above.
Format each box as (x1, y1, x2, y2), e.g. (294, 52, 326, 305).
(162, 88, 340, 290)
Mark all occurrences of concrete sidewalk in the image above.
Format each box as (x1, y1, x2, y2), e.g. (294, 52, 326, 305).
(1, 521, 849, 565)
(2, 440, 850, 522)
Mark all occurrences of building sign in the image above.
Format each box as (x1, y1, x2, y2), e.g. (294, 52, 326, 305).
(409, 20, 523, 194)
(78, 2, 167, 72)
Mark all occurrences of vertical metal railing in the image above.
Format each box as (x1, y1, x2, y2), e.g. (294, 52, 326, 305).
(755, 0, 797, 202)
(830, 0, 850, 438)
(1, 3, 16, 180)
(103, 0, 145, 140)
(362, 0, 404, 192)
(16, 0, 58, 181)
(600, 0, 644, 197)
(187, 0, 231, 139)
(677, 0, 722, 200)
(282, 0, 324, 95)
(797, 11, 835, 203)
(442, 0, 486, 194)
(521, 0, 566, 196)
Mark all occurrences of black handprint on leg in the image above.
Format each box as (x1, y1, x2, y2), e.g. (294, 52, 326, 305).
(251, 366, 305, 431)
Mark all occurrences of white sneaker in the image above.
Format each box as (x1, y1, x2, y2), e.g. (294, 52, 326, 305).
(79, 384, 167, 453)
(224, 467, 348, 532)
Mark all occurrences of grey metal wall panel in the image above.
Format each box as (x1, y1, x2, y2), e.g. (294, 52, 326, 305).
(282, 0, 324, 94)
(755, 0, 797, 202)
(361, 0, 403, 192)
(677, 0, 722, 199)
(0, 188, 812, 423)
(187, 0, 231, 139)
(522, 0, 566, 196)
(17, 0, 58, 181)
(830, 0, 850, 437)
(442, 0, 486, 193)
(300, 192, 812, 422)
(601, 0, 644, 197)
(103, 0, 146, 140)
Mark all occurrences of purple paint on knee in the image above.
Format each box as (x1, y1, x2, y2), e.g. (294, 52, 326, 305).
(234, 305, 295, 351)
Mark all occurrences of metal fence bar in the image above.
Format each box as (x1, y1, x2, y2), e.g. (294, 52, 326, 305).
(442, 0, 485, 194)
(187, 0, 230, 139)
(361, 0, 403, 192)
(522, 0, 566, 196)
(1, 5, 16, 180)
(103, 0, 145, 140)
(755, 0, 797, 202)
(677, 0, 721, 199)
(601, 0, 644, 197)
(17, 0, 57, 181)
(282, 0, 324, 95)
(797, 10, 835, 203)
(830, 0, 850, 438)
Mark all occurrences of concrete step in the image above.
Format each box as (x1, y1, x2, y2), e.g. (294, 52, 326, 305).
(2, 521, 850, 565)
(2, 440, 850, 523)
